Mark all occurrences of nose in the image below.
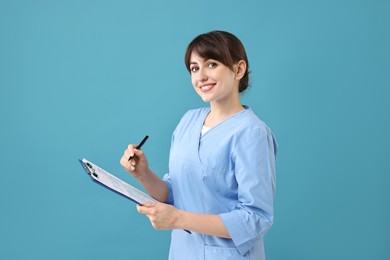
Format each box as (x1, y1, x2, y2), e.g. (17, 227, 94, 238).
(196, 68, 208, 84)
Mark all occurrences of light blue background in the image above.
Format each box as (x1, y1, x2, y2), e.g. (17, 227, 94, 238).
(1, 0, 389, 259)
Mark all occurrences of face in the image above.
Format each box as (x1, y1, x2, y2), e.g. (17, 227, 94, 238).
(189, 52, 240, 104)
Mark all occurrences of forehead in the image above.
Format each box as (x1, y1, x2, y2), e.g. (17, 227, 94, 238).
(190, 52, 204, 63)
(189, 52, 215, 64)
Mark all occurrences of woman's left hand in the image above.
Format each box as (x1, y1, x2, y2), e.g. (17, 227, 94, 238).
(136, 202, 181, 230)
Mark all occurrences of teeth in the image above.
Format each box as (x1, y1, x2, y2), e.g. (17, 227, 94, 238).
(201, 85, 213, 91)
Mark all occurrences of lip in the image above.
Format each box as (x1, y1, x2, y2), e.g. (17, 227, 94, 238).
(199, 83, 216, 93)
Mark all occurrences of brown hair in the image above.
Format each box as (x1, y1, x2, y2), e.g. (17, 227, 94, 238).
(184, 30, 250, 93)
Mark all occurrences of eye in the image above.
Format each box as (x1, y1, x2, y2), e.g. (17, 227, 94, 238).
(190, 66, 199, 73)
(208, 62, 217, 68)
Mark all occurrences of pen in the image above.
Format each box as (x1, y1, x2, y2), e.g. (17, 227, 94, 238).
(128, 135, 149, 161)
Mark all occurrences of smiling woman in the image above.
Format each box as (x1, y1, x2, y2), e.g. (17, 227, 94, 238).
(120, 30, 278, 260)
(187, 54, 245, 106)
(185, 31, 250, 93)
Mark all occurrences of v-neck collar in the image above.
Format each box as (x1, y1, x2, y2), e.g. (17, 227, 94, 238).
(195, 106, 250, 165)
(200, 106, 250, 138)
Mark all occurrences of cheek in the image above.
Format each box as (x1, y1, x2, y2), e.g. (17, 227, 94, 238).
(191, 77, 197, 88)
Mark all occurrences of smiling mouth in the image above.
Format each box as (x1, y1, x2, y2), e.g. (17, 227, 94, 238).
(200, 84, 215, 92)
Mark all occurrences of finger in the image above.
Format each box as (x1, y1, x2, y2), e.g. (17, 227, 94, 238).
(127, 144, 136, 150)
(124, 149, 131, 159)
(121, 149, 132, 164)
(123, 145, 133, 157)
(137, 204, 152, 215)
(120, 156, 135, 172)
(127, 144, 136, 158)
(142, 202, 157, 208)
(134, 148, 144, 157)
(120, 156, 129, 169)
(136, 204, 144, 213)
(123, 153, 136, 166)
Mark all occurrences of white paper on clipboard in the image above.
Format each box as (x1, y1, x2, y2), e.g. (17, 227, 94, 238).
(79, 158, 158, 205)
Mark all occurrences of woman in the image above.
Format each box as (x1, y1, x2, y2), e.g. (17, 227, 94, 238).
(120, 30, 278, 259)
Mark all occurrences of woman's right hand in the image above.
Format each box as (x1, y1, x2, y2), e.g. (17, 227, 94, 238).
(120, 144, 150, 179)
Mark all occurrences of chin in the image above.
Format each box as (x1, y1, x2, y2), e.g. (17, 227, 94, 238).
(201, 96, 212, 103)
(197, 93, 211, 102)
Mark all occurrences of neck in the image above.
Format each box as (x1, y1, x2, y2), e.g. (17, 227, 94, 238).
(205, 95, 244, 127)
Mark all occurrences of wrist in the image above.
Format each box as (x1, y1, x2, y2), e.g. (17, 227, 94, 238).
(173, 209, 186, 230)
(135, 167, 152, 181)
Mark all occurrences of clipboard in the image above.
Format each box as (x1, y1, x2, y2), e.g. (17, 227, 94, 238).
(79, 158, 192, 234)
(79, 158, 158, 205)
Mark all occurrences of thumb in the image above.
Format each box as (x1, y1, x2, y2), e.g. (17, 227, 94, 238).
(134, 148, 145, 158)
(142, 202, 157, 207)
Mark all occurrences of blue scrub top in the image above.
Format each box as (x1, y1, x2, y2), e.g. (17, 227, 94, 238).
(163, 106, 278, 260)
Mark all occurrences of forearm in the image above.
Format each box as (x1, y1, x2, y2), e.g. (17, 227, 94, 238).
(136, 168, 169, 203)
(175, 210, 231, 238)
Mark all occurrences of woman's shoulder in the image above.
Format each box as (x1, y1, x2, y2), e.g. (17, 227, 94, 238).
(236, 107, 278, 155)
(237, 107, 272, 134)
(240, 116, 274, 145)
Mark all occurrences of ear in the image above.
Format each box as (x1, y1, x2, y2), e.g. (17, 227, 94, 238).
(234, 60, 247, 80)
